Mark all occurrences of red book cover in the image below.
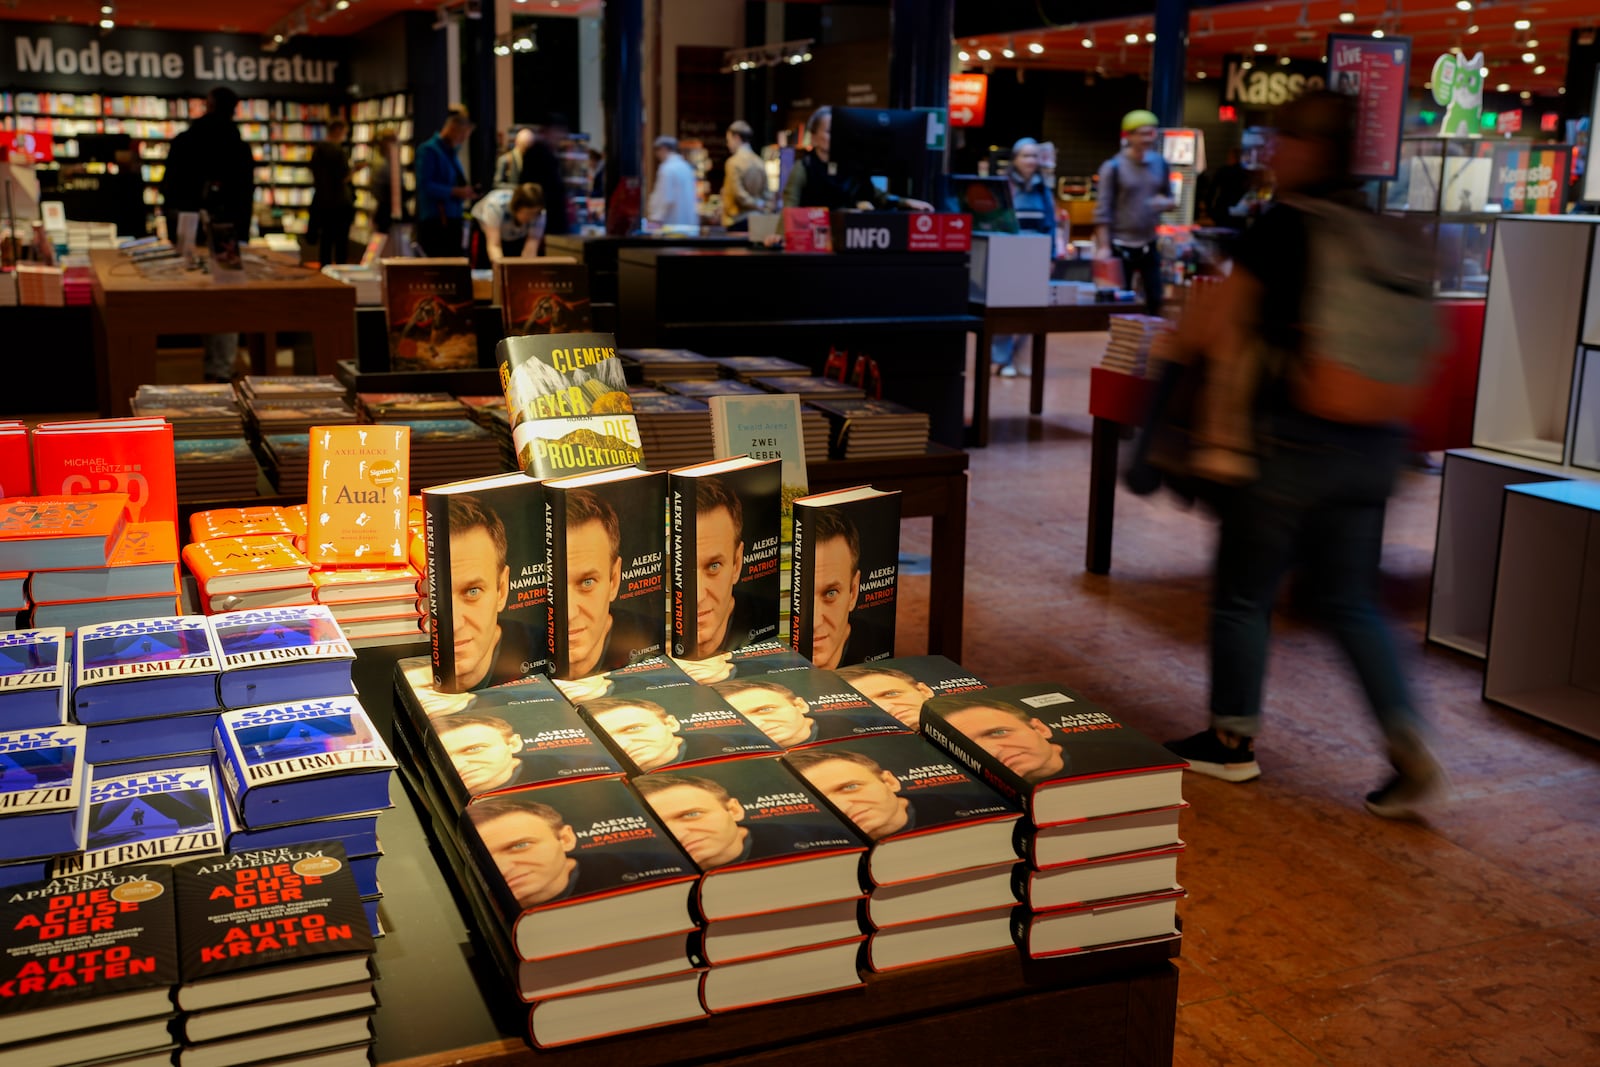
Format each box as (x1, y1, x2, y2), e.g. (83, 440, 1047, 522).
(30, 418, 177, 526)
(0, 421, 32, 498)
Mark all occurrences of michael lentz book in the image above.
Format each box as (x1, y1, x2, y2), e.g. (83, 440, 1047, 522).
(306, 425, 410, 567)
(73, 616, 221, 725)
(0, 864, 179, 1045)
(0, 726, 88, 862)
(669, 456, 782, 661)
(920, 684, 1187, 828)
(215, 699, 396, 829)
(499, 260, 592, 337)
(577, 686, 780, 777)
(790, 486, 901, 671)
(835, 655, 991, 732)
(382, 257, 477, 370)
(421, 470, 548, 693)
(669, 639, 812, 686)
(710, 667, 908, 752)
(208, 606, 356, 710)
(173, 843, 374, 1010)
(634, 757, 867, 921)
(30, 417, 178, 526)
(0, 628, 69, 728)
(0, 493, 130, 572)
(543, 467, 667, 682)
(783, 732, 1021, 887)
(52, 762, 225, 875)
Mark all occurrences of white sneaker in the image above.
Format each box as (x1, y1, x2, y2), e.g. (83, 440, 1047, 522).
(998, 365, 1018, 379)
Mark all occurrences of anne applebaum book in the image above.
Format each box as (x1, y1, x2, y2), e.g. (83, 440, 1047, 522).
(421, 470, 549, 692)
(30, 416, 178, 525)
(73, 616, 222, 724)
(0, 725, 88, 862)
(0, 493, 129, 572)
(215, 699, 396, 828)
(29, 522, 179, 604)
(543, 466, 667, 682)
(0, 863, 179, 1047)
(634, 757, 867, 921)
(306, 425, 411, 567)
(459, 776, 700, 961)
(51, 762, 226, 875)
(381, 257, 477, 371)
(498, 259, 592, 337)
(668, 456, 782, 660)
(0, 627, 69, 728)
(208, 606, 356, 710)
(920, 684, 1187, 827)
(173, 842, 374, 1011)
(577, 686, 780, 776)
(790, 485, 901, 670)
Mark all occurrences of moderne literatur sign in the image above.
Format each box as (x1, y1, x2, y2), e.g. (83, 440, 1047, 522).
(2, 22, 347, 101)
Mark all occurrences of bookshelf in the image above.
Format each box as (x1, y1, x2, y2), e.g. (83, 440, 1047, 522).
(348, 91, 415, 241)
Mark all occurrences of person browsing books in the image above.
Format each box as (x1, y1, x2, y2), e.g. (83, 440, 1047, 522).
(647, 136, 700, 229)
(990, 138, 1058, 378)
(447, 495, 542, 691)
(691, 477, 768, 659)
(562, 490, 660, 680)
(309, 118, 354, 266)
(471, 182, 546, 264)
(495, 127, 534, 188)
(807, 509, 890, 671)
(721, 120, 768, 230)
(469, 797, 630, 907)
(836, 666, 936, 730)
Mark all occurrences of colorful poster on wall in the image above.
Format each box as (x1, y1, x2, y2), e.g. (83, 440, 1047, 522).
(1327, 34, 1412, 180)
(1493, 144, 1570, 214)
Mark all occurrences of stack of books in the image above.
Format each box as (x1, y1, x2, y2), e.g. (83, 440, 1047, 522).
(131, 383, 247, 438)
(259, 433, 310, 497)
(808, 397, 931, 460)
(240, 376, 356, 443)
(632, 393, 714, 470)
(184, 506, 313, 613)
(662, 378, 766, 401)
(750, 375, 864, 403)
(311, 566, 423, 639)
(711, 355, 810, 383)
(1101, 315, 1170, 377)
(355, 391, 467, 422)
(921, 684, 1187, 967)
(62, 264, 94, 306)
(172, 438, 262, 503)
(16, 264, 64, 306)
(620, 348, 720, 386)
(74, 616, 226, 767)
(403, 419, 504, 493)
(459, 394, 516, 470)
(30, 520, 183, 630)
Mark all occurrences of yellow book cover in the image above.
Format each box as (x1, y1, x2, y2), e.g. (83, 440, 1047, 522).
(306, 425, 410, 566)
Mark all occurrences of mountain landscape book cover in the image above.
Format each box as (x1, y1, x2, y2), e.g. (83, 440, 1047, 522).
(496, 332, 631, 431)
(209, 606, 356, 709)
(511, 415, 645, 481)
(382, 258, 477, 371)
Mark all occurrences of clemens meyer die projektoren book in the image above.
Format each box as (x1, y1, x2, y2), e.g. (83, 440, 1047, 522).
(208, 606, 356, 710)
(381, 258, 477, 371)
(496, 332, 642, 479)
(0, 627, 69, 728)
(669, 457, 782, 661)
(215, 699, 396, 828)
(0, 725, 88, 862)
(499, 260, 592, 338)
(306, 425, 410, 568)
(422, 470, 548, 693)
(790, 486, 901, 671)
(52, 762, 225, 875)
(73, 616, 222, 724)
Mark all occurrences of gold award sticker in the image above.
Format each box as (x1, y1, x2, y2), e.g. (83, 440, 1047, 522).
(368, 460, 401, 488)
(111, 879, 164, 904)
(293, 856, 343, 879)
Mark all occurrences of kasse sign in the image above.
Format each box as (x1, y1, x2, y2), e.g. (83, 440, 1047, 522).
(1220, 55, 1326, 107)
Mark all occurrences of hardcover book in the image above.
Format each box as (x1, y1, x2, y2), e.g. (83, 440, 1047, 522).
(174, 842, 374, 1011)
(83, 711, 221, 766)
(208, 606, 356, 709)
(459, 776, 699, 961)
(1019, 804, 1188, 871)
(306, 425, 411, 567)
(73, 616, 222, 724)
(668, 456, 782, 661)
(0, 420, 32, 497)
(421, 470, 548, 693)
(1010, 887, 1186, 959)
(634, 756, 867, 920)
(510, 413, 645, 480)
(836, 655, 991, 731)
(784, 732, 1020, 885)
(0, 864, 179, 1045)
(790, 485, 901, 670)
(669, 639, 812, 685)
(550, 654, 696, 705)
(543, 466, 666, 681)
(183, 535, 313, 596)
(1010, 845, 1184, 912)
(381, 257, 477, 370)
(310, 566, 419, 604)
(30, 594, 182, 633)
(30, 417, 178, 526)
(921, 684, 1187, 827)
(865, 905, 1014, 973)
(698, 938, 864, 1014)
(577, 686, 780, 776)
(52, 762, 225, 875)
(29, 522, 180, 604)
(188, 506, 306, 545)
(707, 393, 809, 543)
(215, 698, 396, 828)
(0, 627, 68, 728)
(0, 493, 129, 572)
(709, 667, 908, 750)
(497, 332, 630, 431)
(498, 260, 592, 337)
(0, 725, 88, 862)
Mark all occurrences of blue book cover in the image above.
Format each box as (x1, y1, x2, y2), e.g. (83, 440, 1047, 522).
(84, 712, 219, 767)
(215, 699, 396, 828)
(0, 627, 68, 729)
(209, 605, 356, 710)
(221, 785, 380, 857)
(51, 762, 225, 876)
(74, 616, 221, 724)
(0, 726, 88, 862)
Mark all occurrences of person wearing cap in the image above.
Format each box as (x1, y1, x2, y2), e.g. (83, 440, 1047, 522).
(647, 135, 700, 229)
(415, 106, 477, 257)
(992, 137, 1059, 377)
(1094, 109, 1175, 316)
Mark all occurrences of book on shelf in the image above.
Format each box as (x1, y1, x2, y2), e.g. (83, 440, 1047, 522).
(1011, 886, 1185, 959)
(222, 797, 380, 859)
(693, 896, 864, 966)
(355, 392, 466, 421)
(1011, 844, 1184, 911)
(498, 332, 631, 429)
(0, 627, 69, 728)
(208, 606, 356, 709)
(865, 904, 1015, 972)
(420, 470, 549, 693)
(668, 639, 812, 685)
(305, 425, 410, 567)
(709, 667, 908, 750)
(619, 348, 720, 384)
(784, 732, 1021, 885)
(709, 356, 811, 381)
(188, 506, 306, 546)
(0, 493, 129, 572)
(706, 393, 809, 536)
(697, 937, 865, 1013)
(381, 258, 477, 370)
(668, 456, 782, 661)
(30, 417, 178, 526)
(578, 686, 780, 775)
(0, 725, 87, 862)
(920, 684, 1186, 827)
(28, 521, 180, 604)
(498, 259, 592, 337)
(665, 378, 765, 399)
(542, 466, 666, 681)
(51, 761, 225, 875)
(749, 375, 864, 400)
(835, 655, 991, 731)
(73, 616, 222, 724)
(790, 485, 901, 671)
(635, 757, 867, 920)
(214, 698, 396, 828)
(863, 861, 1015, 929)
(1017, 804, 1188, 870)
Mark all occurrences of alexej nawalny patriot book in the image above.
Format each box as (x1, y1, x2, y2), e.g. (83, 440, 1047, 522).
(668, 456, 782, 661)
(0, 627, 69, 729)
(790, 485, 901, 671)
(0, 725, 88, 863)
(73, 616, 222, 725)
(51, 762, 225, 876)
(709, 667, 909, 752)
(835, 656, 992, 731)
(208, 606, 356, 710)
(306, 425, 410, 568)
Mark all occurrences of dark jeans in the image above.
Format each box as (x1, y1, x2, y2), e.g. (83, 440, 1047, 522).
(1113, 242, 1164, 316)
(417, 217, 465, 259)
(317, 208, 353, 266)
(1209, 413, 1419, 745)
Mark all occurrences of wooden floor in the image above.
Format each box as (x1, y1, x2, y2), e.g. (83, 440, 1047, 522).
(887, 332, 1600, 1065)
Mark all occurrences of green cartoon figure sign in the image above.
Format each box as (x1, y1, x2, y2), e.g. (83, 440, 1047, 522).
(1432, 52, 1485, 137)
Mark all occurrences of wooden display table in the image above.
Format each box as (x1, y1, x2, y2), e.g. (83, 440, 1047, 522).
(966, 302, 1115, 448)
(89, 249, 356, 416)
(1086, 367, 1156, 576)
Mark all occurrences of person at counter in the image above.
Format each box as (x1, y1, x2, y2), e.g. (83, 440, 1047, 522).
(781, 106, 933, 212)
(991, 137, 1058, 378)
(647, 135, 700, 229)
(721, 120, 768, 230)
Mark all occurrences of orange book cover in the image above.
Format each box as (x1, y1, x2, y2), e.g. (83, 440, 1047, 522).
(307, 425, 410, 566)
(0, 493, 129, 571)
(182, 534, 312, 594)
(28, 521, 181, 605)
(30, 418, 177, 526)
(0, 421, 32, 498)
(310, 565, 420, 603)
(189, 505, 307, 544)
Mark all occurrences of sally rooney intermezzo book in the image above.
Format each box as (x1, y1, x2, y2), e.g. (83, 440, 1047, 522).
(215, 699, 395, 828)
(790, 486, 900, 671)
(669, 456, 782, 661)
(52, 762, 225, 875)
(0, 627, 69, 728)
(0, 725, 87, 863)
(209, 605, 356, 710)
(73, 616, 221, 724)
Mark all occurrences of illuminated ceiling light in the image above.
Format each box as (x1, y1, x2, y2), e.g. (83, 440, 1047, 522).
(1002, 47, 1015, 58)
(958, 50, 970, 61)
(1455, 0, 1471, 10)
(493, 43, 511, 56)
(1081, 37, 1093, 48)
(100, 3, 112, 11)
(273, 33, 285, 42)
(1526, 39, 1539, 48)
(1372, 28, 1385, 38)
(1514, 19, 1531, 30)
(1520, 90, 1532, 99)
(1253, 40, 1268, 52)
(1241, 60, 1253, 70)
(1197, 70, 1207, 79)
(1279, 55, 1292, 65)
(1479, 67, 1489, 77)
(335, 0, 350, 9)
(1028, 42, 1044, 54)
(1145, 32, 1156, 43)
(1535, 64, 1547, 75)
(1495, 82, 1509, 91)
(1466, 24, 1479, 34)
(99, 17, 114, 27)
(976, 48, 991, 60)
(1522, 52, 1536, 63)
(1559, 86, 1567, 94)
(1124, 33, 1140, 45)
(1338, 11, 1355, 24)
